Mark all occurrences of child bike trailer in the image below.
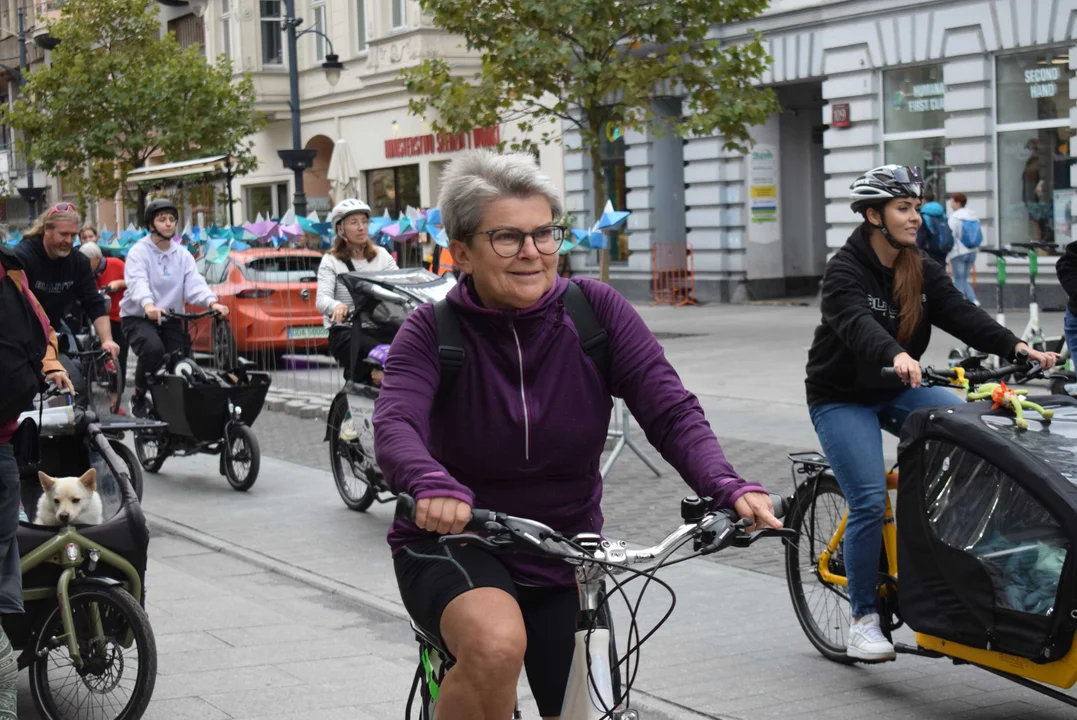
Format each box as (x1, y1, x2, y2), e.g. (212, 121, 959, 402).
(897, 397, 1077, 670)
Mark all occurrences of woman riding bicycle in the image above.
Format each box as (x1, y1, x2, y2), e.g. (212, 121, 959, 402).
(315, 198, 398, 383)
(373, 150, 780, 720)
(805, 164, 1057, 662)
(120, 198, 229, 418)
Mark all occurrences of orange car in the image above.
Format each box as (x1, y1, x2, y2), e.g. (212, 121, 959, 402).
(189, 248, 328, 366)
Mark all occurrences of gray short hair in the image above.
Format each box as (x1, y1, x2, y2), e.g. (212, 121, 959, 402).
(78, 242, 103, 262)
(437, 150, 563, 242)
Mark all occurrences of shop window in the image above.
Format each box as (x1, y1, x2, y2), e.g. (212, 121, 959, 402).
(600, 125, 628, 264)
(882, 64, 947, 200)
(245, 182, 290, 220)
(366, 165, 421, 219)
(883, 136, 948, 201)
(356, 0, 367, 53)
(220, 0, 234, 61)
(997, 50, 1075, 246)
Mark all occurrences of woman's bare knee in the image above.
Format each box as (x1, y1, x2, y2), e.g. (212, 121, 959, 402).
(441, 587, 526, 680)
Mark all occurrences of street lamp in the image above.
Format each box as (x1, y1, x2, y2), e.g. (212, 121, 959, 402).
(278, 0, 345, 217)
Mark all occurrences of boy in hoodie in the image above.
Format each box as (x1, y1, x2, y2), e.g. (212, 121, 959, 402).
(915, 188, 953, 266)
(120, 199, 229, 418)
(947, 192, 980, 305)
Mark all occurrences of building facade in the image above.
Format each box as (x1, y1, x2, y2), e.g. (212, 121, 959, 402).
(196, 0, 563, 225)
(563, 0, 1077, 305)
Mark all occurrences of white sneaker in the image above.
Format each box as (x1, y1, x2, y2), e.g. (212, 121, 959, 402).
(339, 418, 358, 442)
(847, 614, 896, 661)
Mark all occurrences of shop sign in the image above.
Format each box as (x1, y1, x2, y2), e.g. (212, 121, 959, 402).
(385, 126, 502, 159)
(892, 82, 944, 113)
(831, 103, 850, 128)
(1025, 66, 1061, 99)
(749, 145, 778, 227)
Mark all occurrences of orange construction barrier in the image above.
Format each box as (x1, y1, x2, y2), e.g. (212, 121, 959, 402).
(651, 242, 698, 306)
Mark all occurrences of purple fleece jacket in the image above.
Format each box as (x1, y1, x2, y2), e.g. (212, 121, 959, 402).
(373, 276, 766, 587)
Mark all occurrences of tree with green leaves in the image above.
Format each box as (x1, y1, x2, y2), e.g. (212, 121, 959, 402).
(3, 0, 264, 212)
(402, 0, 778, 281)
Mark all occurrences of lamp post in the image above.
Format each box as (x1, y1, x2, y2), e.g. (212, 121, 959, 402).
(278, 0, 343, 217)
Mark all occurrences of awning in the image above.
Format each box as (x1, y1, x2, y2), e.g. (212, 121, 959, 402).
(125, 155, 231, 186)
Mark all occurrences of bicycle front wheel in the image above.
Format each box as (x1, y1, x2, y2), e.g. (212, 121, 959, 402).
(785, 473, 856, 664)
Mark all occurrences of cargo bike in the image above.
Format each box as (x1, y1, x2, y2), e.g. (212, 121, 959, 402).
(785, 354, 1077, 707)
(9, 392, 156, 719)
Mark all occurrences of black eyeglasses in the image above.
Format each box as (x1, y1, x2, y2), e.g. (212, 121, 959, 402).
(472, 225, 568, 258)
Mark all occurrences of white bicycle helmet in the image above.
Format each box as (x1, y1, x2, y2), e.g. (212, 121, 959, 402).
(849, 165, 924, 214)
(328, 198, 372, 234)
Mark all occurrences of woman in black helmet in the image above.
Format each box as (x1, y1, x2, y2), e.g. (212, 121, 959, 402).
(804, 164, 1057, 662)
(120, 198, 229, 417)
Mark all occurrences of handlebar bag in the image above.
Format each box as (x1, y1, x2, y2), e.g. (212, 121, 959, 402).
(896, 397, 1077, 662)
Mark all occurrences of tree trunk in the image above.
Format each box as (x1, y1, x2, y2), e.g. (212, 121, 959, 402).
(588, 139, 609, 284)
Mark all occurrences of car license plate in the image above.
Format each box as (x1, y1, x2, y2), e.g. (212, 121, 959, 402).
(288, 326, 329, 339)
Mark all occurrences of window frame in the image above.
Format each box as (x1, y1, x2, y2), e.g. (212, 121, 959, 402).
(244, 181, 290, 219)
(312, 0, 327, 63)
(391, 0, 406, 30)
(220, 0, 234, 62)
(356, 0, 368, 54)
(992, 48, 1074, 250)
(260, 0, 284, 66)
(879, 63, 948, 200)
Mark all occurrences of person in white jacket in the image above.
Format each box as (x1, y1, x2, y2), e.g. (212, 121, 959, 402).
(946, 192, 980, 305)
(315, 198, 397, 382)
(120, 199, 229, 417)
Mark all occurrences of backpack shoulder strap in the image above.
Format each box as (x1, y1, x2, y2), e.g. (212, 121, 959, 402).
(562, 281, 610, 383)
(433, 299, 465, 403)
(342, 257, 356, 272)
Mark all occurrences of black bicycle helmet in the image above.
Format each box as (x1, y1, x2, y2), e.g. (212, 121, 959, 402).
(144, 198, 179, 230)
(849, 165, 924, 214)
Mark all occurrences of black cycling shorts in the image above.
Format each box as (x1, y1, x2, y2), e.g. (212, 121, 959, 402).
(394, 538, 578, 716)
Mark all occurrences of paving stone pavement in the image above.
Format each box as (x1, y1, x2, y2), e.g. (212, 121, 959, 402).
(96, 303, 1077, 718)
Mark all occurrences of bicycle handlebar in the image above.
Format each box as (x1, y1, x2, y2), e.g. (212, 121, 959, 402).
(165, 309, 220, 320)
(880, 352, 1042, 387)
(393, 491, 792, 571)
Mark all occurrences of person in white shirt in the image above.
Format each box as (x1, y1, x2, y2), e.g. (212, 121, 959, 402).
(315, 198, 398, 382)
(946, 192, 980, 305)
(120, 199, 229, 417)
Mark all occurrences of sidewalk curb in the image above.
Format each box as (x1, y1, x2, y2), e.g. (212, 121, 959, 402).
(145, 511, 409, 622)
(145, 512, 727, 720)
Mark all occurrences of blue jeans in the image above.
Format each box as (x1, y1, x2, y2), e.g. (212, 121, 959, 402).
(1064, 310, 1077, 368)
(950, 253, 978, 304)
(809, 386, 960, 619)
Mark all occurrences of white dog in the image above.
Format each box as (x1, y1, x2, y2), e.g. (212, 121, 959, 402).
(35, 469, 104, 527)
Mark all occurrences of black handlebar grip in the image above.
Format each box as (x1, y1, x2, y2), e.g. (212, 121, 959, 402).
(770, 493, 788, 520)
(394, 493, 417, 521)
(464, 509, 498, 532)
(880, 367, 899, 379)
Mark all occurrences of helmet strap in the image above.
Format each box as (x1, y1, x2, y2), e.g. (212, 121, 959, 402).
(865, 206, 905, 251)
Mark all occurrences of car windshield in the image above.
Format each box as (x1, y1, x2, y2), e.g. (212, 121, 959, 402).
(240, 256, 320, 283)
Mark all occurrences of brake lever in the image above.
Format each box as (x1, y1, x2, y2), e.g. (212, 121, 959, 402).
(698, 516, 750, 555)
(438, 533, 513, 552)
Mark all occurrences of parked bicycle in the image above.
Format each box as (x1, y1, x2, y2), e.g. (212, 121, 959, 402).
(132, 309, 270, 491)
(785, 354, 1077, 708)
(395, 491, 792, 719)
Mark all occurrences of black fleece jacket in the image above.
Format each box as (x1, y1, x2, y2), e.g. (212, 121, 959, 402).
(12, 233, 106, 330)
(805, 225, 1022, 406)
(1056, 241, 1077, 315)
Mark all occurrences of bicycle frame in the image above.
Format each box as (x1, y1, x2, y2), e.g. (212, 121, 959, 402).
(816, 471, 899, 588)
(19, 525, 142, 668)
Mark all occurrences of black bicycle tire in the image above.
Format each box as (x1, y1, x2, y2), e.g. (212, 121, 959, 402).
(327, 399, 376, 511)
(785, 474, 858, 665)
(29, 585, 157, 720)
(224, 424, 260, 491)
(108, 439, 145, 501)
(133, 430, 168, 474)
